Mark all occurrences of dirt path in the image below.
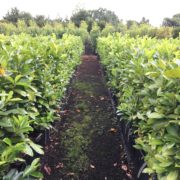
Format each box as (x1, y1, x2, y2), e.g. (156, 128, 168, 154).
(42, 55, 132, 180)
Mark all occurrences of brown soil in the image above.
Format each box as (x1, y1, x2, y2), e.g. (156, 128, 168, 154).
(41, 55, 133, 180)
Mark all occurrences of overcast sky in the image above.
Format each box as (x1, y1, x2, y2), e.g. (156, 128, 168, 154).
(0, 0, 179, 26)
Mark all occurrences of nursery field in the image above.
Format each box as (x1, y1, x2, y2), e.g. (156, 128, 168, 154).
(0, 32, 180, 180)
(0, 33, 83, 179)
(97, 33, 180, 180)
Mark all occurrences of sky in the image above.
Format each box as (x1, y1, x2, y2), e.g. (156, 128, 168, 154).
(0, 0, 179, 26)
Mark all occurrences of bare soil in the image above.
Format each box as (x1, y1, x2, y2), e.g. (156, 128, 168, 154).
(42, 55, 133, 180)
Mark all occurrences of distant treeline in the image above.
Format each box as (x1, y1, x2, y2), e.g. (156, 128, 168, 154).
(0, 7, 179, 38)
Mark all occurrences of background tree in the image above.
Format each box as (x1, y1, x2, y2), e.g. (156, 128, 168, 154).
(53, 17, 63, 24)
(3, 7, 20, 24)
(162, 13, 180, 27)
(70, 8, 119, 31)
(162, 13, 180, 38)
(139, 17, 149, 25)
(70, 9, 91, 27)
(91, 8, 119, 26)
(3, 7, 33, 26)
(19, 12, 33, 26)
(126, 20, 138, 29)
(34, 15, 46, 27)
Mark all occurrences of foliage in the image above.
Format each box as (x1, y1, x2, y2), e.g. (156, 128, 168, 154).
(172, 27, 180, 38)
(124, 23, 174, 39)
(3, 7, 20, 24)
(90, 22, 101, 52)
(0, 33, 83, 178)
(3, 158, 43, 180)
(139, 17, 150, 25)
(90, 8, 119, 26)
(70, 8, 119, 31)
(126, 20, 139, 29)
(0, 22, 16, 35)
(1, 8, 180, 39)
(34, 15, 47, 28)
(71, 9, 91, 27)
(163, 13, 180, 27)
(162, 13, 180, 38)
(3, 7, 33, 26)
(97, 33, 180, 179)
(156, 27, 173, 39)
(0, 20, 89, 42)
(101, 23, 115, 37)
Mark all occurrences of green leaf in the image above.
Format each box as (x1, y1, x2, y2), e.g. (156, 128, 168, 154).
(175, 152, 180, 160)
(23, 144, 34, 157)
(166, 125, 179, 137)
(14, 89, 28, 97)
(0, 130, 4, 137)
(23, 158, 40, 177)
(3, 138, 12, 146)
(0, 118, 12, 127)
(28, 141, 44, 155)
(164, 68, 180, 78)
(0, 161, 7, 166)
(7, 91, 13, 101)
(15, 75, 23, 83)
(9, 98, 22, 102)
(152, 120, 169, 130)
(158, 59, 166, 69)
(164, 134, 180, 143)
(167, 171, 179, 180)
(31, 171, 43, 178)
(0, 108, 27, 116)
(16, 82, 30, 88)
(5, 76, 14, 84)
(3, 169, 23, 179)
(145, 71, 159, 78)
(150, 138, 163, 145)
(147, 112, 164, 119)
(160, 161, 173, 168)
(27, 91, 36, 101)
